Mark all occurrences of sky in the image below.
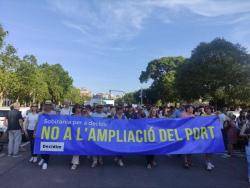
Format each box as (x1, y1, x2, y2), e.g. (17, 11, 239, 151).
(0, 0, 250, 94)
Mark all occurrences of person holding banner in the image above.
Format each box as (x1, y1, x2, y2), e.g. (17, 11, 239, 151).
(71, 104, 85, 170)
(181, 105, 195, 169)
(38, 100, 56, 170)
(113, 106, 126, 167)
(25, 103, 39, 163)
(202, 106, 215, 171)
(91, 104, 107, 168)
(146, 107, 158, 169)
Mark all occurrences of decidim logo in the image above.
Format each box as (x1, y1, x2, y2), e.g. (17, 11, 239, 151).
(40, 142, 64, 152)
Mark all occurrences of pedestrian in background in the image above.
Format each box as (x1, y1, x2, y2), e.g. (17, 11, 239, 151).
(223, 115, 238, 158)
(25, 103, 39, 163)
(240, 113, 250, 183)
(60, 100, 72, 115)
(4, 102, 23, 157)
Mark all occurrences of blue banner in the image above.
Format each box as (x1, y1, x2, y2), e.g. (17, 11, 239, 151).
(34, 115, 225, 155)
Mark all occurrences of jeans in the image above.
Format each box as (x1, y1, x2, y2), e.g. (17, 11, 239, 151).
(27, 130, 37, 157)
(245, 145, 250, 177)
(41, 154, 50, 163)
(8, 130, 22, 155)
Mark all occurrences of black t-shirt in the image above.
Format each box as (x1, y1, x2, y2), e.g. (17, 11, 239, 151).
(6, 109, 23, 130)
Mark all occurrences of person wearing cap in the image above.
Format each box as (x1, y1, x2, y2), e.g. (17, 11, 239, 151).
(38, 100, 56, 170)
(90, 104, 107, 168)
(113, 106, 126, 167)
(25, 103, 39, 163)
(4, 102, 23, 157)
(60, 100, 72, 115)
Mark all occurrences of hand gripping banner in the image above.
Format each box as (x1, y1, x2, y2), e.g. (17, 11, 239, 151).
(34, 115, 225, 155)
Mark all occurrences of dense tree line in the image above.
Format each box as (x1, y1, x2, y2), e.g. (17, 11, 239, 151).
(0, 24, 87, 106)
(120, 38, 250, 108)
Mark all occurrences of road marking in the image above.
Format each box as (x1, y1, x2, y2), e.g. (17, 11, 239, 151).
(0, 153, 5, 158)
(20, 141, 30, 147)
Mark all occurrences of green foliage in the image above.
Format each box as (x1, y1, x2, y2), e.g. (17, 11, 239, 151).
(40, 63, 73, 103)
(65, 87, 90, 104)
(116, 92, 138, 105)
(0, 24, 78, 105)
(139, 56, 185, 104)
(175, 38, 250, 106)
(0, 25, 7, 49)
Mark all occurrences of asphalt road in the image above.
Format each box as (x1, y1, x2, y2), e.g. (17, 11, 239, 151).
(0, 144, 248, 188)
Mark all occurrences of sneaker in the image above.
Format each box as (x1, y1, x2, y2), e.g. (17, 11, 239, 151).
(152, 161, 157, 166)
(222, 154, 231, 158)
(118, 159, 124, 167)
(42, 163, 48, 170)
(99, 158, 104, 166)
(91, 161, 98, 168)
(29, 157, 34, 162)
(71, 164, 78, 170)
(206, 163, 213, 171)
(208, 162, 215, 169)
(147, 164, 152, 169)
(184, 162, 190, 169)
(33, 157, 38, 163)
(38, 159, 44, 166)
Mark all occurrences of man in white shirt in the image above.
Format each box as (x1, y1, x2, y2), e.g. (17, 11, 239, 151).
(60, 100, 72, 115)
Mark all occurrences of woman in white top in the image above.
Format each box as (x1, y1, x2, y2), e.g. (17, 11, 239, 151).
(25, 103, 39, 163)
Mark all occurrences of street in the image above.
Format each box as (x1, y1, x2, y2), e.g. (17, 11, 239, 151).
(0, 144, 248, 188)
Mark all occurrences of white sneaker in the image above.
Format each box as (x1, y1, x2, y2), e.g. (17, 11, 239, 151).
(206, 163, 213, 171)
(91, 161, 98, 168)
(147, 164, 152, 169)
(33, 157, 38, 163)
(29, 157, 34, 163)
(208, 162, 215, 169)
(42, 163, 48, 170)
(222, 154, 231, 158)
(118, 160, 124, 167)
(71, 164, 77, 170)
(38, 159, 44, 166)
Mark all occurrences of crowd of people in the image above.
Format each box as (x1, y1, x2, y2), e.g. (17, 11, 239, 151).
(3, 100, 250, 182)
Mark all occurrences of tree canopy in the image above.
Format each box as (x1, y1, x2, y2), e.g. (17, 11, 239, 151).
(0, 24, 84, 106)
(175, 38, 250, 106)
(139, 56, 185, 104)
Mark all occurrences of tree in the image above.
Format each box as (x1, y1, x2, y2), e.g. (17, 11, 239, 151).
(40, 63, 73, 103)
(175, 38, 250, 106)
(0, 24, 7, 49)
(139, 56, 185, 104)
(65, 86, 90, 104)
